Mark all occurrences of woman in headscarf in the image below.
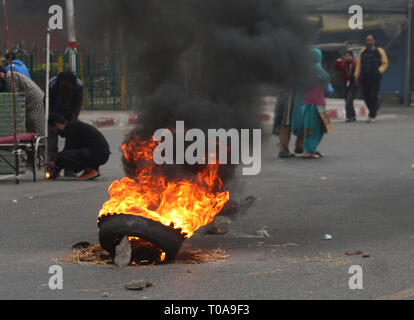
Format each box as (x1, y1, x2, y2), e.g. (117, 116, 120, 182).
(292, 48, 331, 159)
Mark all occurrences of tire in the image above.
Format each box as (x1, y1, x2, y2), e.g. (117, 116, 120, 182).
(98, 214, 186, 261)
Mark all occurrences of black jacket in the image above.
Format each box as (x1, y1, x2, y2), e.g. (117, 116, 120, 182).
(49, 76, 83, 121)
(63, 120, 111, 156)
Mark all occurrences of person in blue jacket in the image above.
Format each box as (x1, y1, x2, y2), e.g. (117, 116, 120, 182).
(4, 52, 31, 79)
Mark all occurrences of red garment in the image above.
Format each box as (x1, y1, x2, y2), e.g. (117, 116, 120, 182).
(333, 60, 357, 86)
(0, 133, 36, 144)
(302, 82, 326, 106)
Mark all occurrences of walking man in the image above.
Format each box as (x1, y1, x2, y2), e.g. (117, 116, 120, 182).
(334, 50, 358, 123)
(48, 71, 83, 171)
(354, 35, 389, 123)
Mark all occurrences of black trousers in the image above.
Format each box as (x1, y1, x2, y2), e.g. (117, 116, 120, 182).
(49, 114, 73, 161)
(56, 148, 109, 173)
(361, 78, 381, 119)
(48, 129, 59, 162)
(343, 86, 358, 120)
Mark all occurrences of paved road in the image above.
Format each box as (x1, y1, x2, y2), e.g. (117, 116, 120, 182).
(0, 108, 413, 300)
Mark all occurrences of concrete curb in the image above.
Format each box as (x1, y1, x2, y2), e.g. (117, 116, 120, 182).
(325, 99, 367, 120)
(78, 110, 138, 128)
(78, 97, 370, 129)
(261, 97, 369, 127)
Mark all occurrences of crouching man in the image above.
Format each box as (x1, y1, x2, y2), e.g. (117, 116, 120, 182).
(47, 114, 111, 180)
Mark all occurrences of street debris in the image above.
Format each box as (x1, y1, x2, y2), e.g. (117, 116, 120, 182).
(101, 292, 110, 298)
(205, 196, 257, 235)
(12, 199, 18, 203)
(324, 234, 332, 240)
(256, 227, 270, 238)
(219, 196, 256, 218)
(257, 242, 299, 249)
(125, 280, 153, 291)
(36, 283, 49, 291)
(345, 250, 363, 256)
(114, 236, 132, 268)
(344, 250, 370, 258)
(72, 241, 92, 249)
(247, 269, 284, 276)
(175, 249, 229, 264)
(57, 244, 112, 266)
(57, 243, 228, 267)
(283, 253, 347, 267)
(205, 216, 231, 235)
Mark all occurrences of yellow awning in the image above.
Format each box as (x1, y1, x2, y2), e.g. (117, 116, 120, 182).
(315, 14, 407, 34)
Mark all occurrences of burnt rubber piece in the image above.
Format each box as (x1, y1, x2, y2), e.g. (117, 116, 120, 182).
(98, 214, 186, 261)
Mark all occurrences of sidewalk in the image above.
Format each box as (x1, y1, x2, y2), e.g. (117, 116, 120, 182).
(79, 96, 403, 130)
(261, 97, 368, 124)
(78, 110, 138, 128)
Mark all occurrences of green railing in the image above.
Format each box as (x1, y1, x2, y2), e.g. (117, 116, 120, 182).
(1, 44, 139, 111)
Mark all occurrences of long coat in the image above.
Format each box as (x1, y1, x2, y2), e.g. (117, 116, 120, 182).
(273, 88, 295, 136)
(5, 72, 45, 136)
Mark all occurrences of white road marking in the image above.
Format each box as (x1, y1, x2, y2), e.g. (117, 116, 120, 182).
(0, 175, 14, 181)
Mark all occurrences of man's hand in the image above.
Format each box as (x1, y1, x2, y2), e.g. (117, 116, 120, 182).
(47, 161, 56, 169)
(336, 58, 343, 63)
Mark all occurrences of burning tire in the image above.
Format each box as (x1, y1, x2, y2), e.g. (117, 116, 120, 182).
(98, 214, 186, 261)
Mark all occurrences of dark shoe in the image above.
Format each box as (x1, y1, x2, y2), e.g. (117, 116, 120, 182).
(279, 153, 296, 159)
(77, 169, 100, 181)
(345, 118, 357, 123)
(294, 148, 304, 154)
(47, 168, 62, 180)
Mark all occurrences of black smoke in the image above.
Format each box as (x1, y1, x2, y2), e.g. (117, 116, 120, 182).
(79, 0, 314, 179)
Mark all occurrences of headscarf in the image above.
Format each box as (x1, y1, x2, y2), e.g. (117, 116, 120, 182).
(309, 48, 330, 84)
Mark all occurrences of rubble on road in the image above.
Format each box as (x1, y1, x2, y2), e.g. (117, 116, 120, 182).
(125, 280, 153, 291)
(345, 250, 363, 256)
(114, 236, 132, 267)
(324, 234, 332, 240)
(256, 227, 270, 238)
(57, 244, 112, 265)
(72, 241, 92, 249)
(205, 216, 231, 235)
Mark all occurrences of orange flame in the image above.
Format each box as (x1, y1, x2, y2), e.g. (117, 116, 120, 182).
(99, 135, 230, 238)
